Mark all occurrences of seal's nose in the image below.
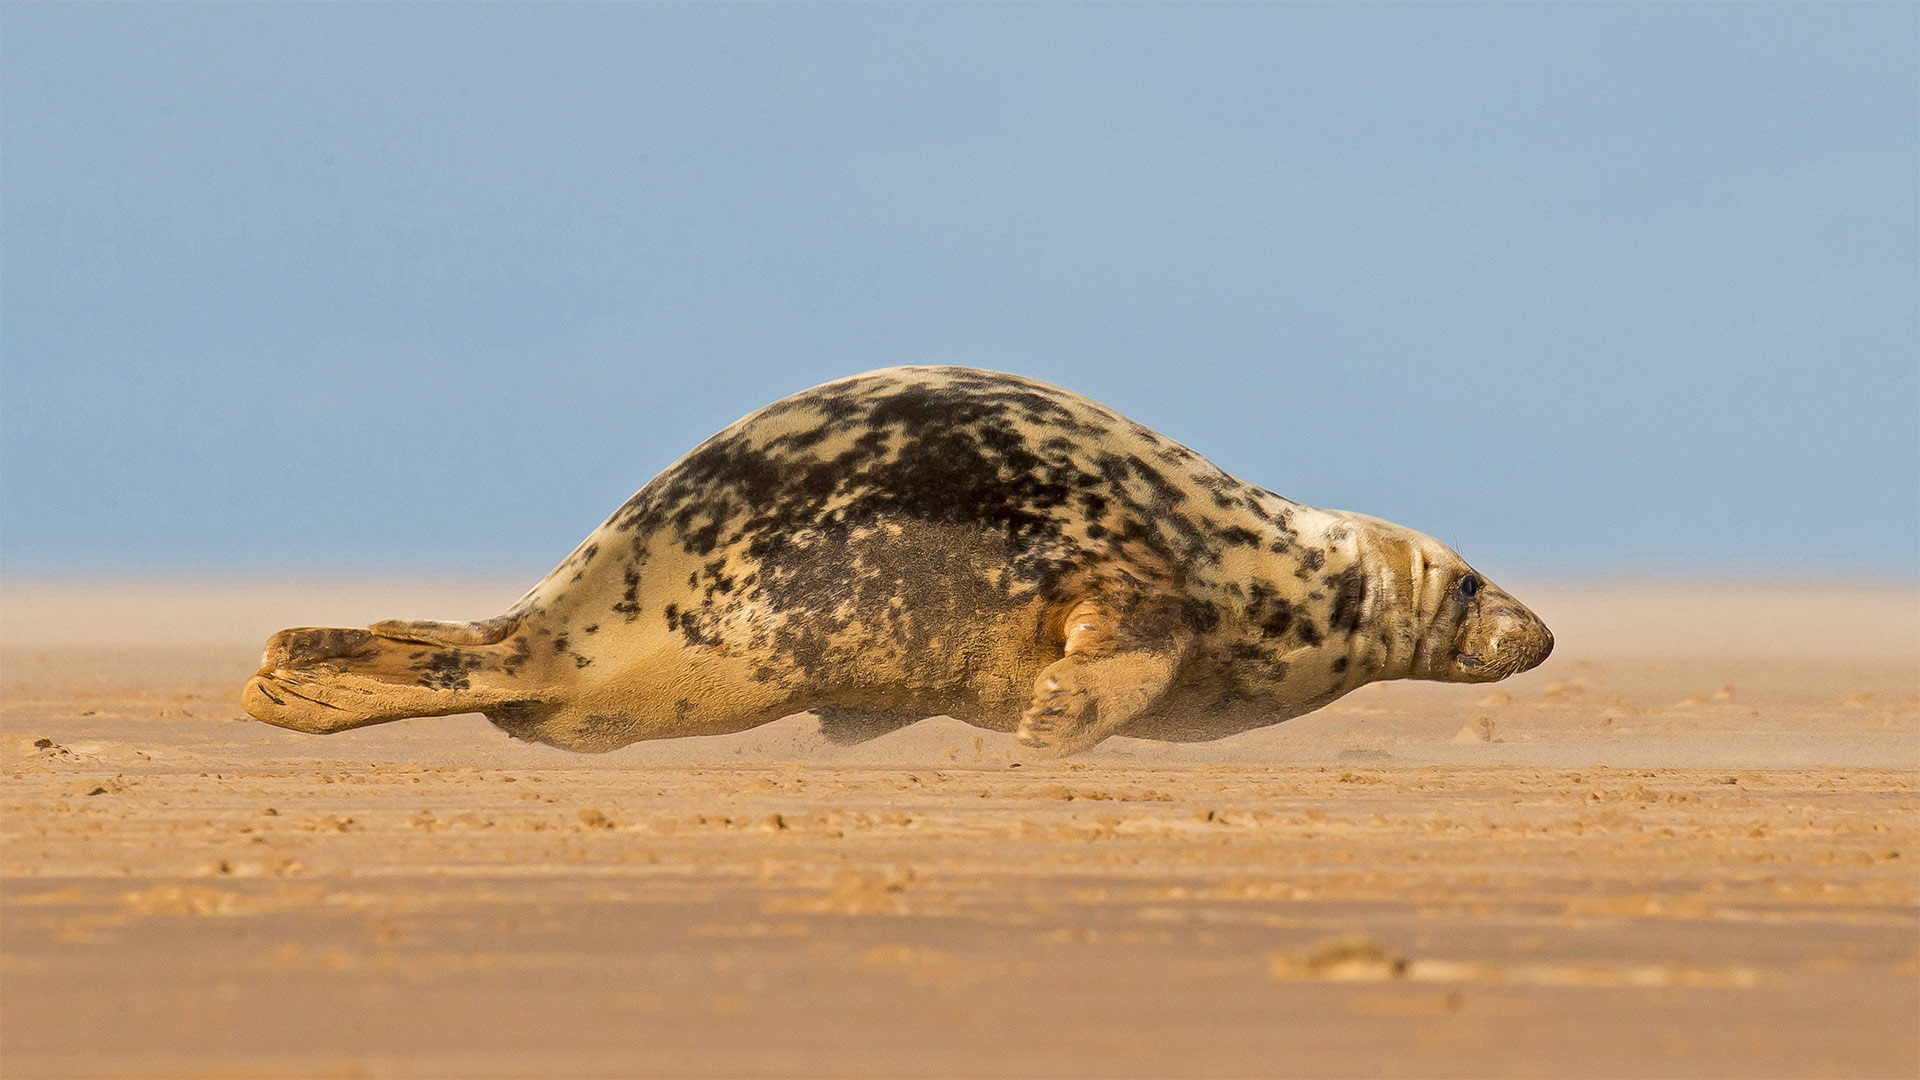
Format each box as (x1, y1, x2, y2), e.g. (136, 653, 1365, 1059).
(1473, 598, 1553, 679)
(1502, 611, 1553, 674)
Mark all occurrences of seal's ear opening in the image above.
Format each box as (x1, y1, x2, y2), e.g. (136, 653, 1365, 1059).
(243, 623, 536, 734)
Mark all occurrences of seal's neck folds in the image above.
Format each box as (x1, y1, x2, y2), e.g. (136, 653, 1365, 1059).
(1288, 508, 1450, 685)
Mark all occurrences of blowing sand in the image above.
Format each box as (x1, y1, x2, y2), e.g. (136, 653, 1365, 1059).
(2, 581, 1915, 1078)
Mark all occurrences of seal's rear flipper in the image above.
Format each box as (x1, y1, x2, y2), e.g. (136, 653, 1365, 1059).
(243, 620, 536, 735)
(367, 616, 518, 647)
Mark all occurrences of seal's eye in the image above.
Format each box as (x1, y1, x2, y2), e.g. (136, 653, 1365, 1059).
(1457, 574, 1480, 600)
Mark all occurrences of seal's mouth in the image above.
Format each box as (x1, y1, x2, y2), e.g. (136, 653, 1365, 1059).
(1451, 651, 1509, 682)
(1452, 619, 1553, 682)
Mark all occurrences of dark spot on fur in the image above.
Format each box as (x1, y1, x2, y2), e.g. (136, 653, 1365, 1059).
(485, 700, 559, 740)
(780, 424, 832, 452)
(1180, 598, 1222, 634)
(612, 568, 642, 621)
(1327, 569, 1368, 635)
(685, 519, 723, 556)
(501, 637, 532, 677)
(414, 650, 479, 691)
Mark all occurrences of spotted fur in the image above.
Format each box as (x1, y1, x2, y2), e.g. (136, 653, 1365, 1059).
(243, 367, 1553, 755)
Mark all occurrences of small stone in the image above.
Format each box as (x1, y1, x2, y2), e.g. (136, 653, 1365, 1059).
(1269, 936, 1407, 981)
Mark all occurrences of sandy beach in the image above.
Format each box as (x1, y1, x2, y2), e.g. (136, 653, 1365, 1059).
(2, 580, 1915, 1078)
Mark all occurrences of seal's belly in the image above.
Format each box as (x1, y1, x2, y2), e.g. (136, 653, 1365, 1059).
(636, 520, 1064, 718)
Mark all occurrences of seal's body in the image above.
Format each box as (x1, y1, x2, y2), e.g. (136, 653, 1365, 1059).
(244, 367, 1552, 755)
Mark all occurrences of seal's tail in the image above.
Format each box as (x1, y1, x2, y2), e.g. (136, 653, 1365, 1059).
(242, 618, 537, 735)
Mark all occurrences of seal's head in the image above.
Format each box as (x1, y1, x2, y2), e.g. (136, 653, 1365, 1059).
(1344, 516, 1554, 685)
(1412, 566, 1554, 683)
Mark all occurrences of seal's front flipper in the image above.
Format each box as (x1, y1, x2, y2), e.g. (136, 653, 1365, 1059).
(243, 620, 536, 735)
(1016, 596, 1194, 756)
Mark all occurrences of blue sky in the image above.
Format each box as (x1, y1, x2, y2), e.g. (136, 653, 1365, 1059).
(3, 4, 1915, 579)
